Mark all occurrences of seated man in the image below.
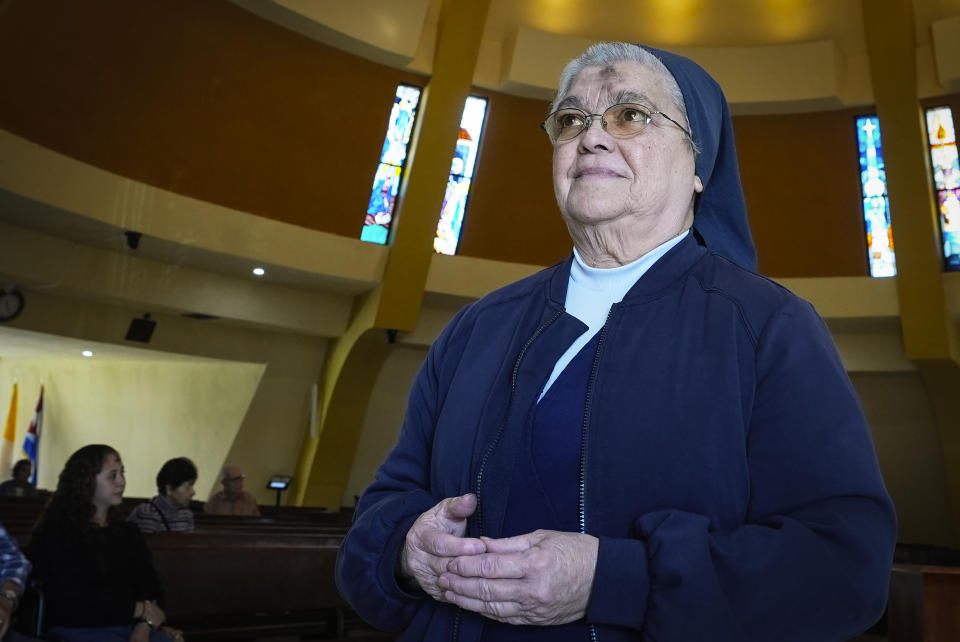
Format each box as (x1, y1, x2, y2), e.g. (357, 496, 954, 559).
(204, 465, 260, 516)
(128, 457, 198, 533)
(0, 520, 30, 640)
(0, 461, 36, 498)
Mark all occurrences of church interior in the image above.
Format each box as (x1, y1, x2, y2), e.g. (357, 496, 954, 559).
(1, 0, 960, 639)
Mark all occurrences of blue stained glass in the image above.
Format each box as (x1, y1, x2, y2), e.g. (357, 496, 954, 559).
(931, 145, 960, 191)
(944, 229, 960, 271)
(940, 188, 960, 277)
(434, 176, 472, 255)
(362, 84, 422, 245)
(925, 106, 960, 271)
(940, 188, 960, 230)
(927, 107, 956, 145)
(360, 222, 389, 244)
(435, 96, 488, 255)
(856, 116, 896, 277)
(380, 85, 421, 166)
(366, 163, 401, 219)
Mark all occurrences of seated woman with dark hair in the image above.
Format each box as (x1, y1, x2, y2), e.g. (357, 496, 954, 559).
(128, 458, 197, 533)
(25, 444, 183, 642)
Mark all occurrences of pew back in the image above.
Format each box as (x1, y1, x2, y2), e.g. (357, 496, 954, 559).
(147, 530, 346, 617)
(888, 565, 960, 642)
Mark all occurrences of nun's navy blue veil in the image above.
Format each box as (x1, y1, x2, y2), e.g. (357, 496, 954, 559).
(641, 45, 758, 271)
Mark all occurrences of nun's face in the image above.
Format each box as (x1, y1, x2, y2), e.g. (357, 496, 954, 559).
(552, 61, 702, 235)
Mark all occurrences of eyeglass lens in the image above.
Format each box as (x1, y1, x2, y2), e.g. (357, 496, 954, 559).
(547, 103, 652, 142)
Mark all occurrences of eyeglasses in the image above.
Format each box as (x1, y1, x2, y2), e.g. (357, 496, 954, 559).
(540, 102, 692, 144)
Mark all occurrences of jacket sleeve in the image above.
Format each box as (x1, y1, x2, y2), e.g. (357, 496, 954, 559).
(335, 309, 469, 632)
(587, 297, 897, 641)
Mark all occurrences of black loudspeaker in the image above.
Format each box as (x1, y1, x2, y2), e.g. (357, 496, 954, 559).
(125, 315, 156, 343)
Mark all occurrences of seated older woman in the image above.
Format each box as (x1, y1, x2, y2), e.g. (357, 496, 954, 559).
(128, 457, 197, 533)
(335, 42, 897, 642)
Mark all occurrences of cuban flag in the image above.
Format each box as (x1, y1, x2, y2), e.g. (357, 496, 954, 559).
(22, 386, 43, 485)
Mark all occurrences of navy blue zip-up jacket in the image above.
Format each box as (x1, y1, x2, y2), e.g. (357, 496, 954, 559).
(336, 234, 897, 641)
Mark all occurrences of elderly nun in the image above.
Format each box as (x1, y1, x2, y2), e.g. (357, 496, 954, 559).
(336, 42, 896, 642)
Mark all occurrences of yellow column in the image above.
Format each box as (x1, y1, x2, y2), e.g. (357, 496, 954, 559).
(292, 0, 492, 509)
(863, 0, 960, 545)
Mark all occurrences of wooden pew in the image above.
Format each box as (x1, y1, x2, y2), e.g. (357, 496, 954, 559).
(1, 494, 354, 542)
(3, 496, 383, 639)
(0, 494, 50, 544)
(147, 529, 354, 640)
(888, 565, 960, 642)
(194, 513, 351, 533)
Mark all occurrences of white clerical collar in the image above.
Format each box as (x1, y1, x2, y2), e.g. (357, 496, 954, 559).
(570, 230, 689, 299)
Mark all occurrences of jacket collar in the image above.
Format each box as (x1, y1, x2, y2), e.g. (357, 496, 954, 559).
(548, 233, 708, 306)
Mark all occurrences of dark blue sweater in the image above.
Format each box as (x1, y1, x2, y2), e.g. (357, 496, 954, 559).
(335, 235, 897, 642)
(481, 333, 601, 642)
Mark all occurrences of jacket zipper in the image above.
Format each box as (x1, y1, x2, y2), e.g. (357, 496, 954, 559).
(474, 308, 564, 537)
(581, 307, 614, 642)
(452, 608, 462, 642)
(453, 309, 564, 642)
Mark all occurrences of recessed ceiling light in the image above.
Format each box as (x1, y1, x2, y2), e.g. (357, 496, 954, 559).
(81, 350, 94, 357)
(252, 267, 265, 276)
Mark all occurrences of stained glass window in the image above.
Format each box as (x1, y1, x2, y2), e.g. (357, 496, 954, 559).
(924, 106, 960, 270)
(434, 96, 488, 255)
(856, 116, 896, 277)
(361, 84, 422, 245)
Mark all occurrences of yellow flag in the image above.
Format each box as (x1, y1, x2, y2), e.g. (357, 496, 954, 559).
(1, 383, 17, 476)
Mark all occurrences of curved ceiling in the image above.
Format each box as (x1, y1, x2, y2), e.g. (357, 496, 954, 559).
(231, 0, 960, 109)
(482, 0, 867, 50)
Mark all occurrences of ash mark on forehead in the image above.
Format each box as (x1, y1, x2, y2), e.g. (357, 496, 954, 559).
(599, 65, 621, 81)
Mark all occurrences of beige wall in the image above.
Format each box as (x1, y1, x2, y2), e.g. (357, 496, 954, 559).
(222, 361, 322, 506)
(852, 372, 956, 547)
(344, 344, 427, 506)
(0, 356, 263, 498)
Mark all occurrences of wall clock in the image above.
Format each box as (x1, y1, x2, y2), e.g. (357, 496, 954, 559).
(0, 288, 25, 322)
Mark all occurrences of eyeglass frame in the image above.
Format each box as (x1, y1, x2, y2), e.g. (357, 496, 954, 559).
(539, 102, 693, 145)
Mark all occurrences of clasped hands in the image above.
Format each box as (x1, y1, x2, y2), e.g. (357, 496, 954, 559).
(401, 493, 598, 626)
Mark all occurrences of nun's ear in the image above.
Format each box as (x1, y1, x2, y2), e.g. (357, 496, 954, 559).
(694, 175, 703, 193)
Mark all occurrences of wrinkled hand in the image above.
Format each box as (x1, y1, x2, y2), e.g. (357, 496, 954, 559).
(439, 529, 598, 626)
(401, 493, 486, 600)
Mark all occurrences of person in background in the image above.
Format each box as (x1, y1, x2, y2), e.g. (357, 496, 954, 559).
(0, 520, 30, 640)
(26, 445, 182, 642)
(128, 458, 197, 534)
(203, 465, 259, 517)
(0, 461, 36, 498)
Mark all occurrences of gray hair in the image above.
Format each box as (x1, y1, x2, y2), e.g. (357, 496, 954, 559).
(551, 42, 697, 152)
